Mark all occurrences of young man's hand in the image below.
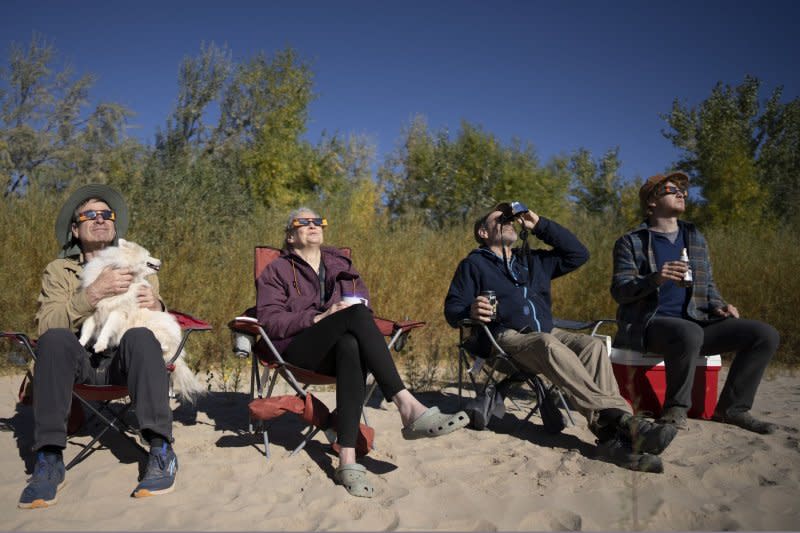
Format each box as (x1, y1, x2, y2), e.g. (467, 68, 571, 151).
(655, 260, 688, 285)
(713, 304, 740, 319)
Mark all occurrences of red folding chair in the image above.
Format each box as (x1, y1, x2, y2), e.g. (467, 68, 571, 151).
(228, 246, 425, 460)
(2, 310, 211, 469)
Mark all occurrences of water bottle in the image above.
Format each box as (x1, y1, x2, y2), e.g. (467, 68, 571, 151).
(678, 248, 693, 288)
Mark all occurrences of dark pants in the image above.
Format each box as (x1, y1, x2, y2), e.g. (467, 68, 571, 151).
(283, 304, 405, 448)
(644, 317, 779, 414)
(33, 328, 173, 451)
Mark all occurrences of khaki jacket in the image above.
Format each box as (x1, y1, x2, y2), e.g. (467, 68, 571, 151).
(35, 254, 163, 336)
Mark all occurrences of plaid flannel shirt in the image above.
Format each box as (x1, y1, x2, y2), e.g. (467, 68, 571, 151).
(610, 220, 727, 351)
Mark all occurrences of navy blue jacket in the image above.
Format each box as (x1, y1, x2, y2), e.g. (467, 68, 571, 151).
(444, 217, 589, 337)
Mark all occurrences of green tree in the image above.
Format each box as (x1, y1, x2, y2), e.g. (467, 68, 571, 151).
(218, 49, 319, 207)
(0, 34, 132, 194)
(379, 116, 569, 227)
(758, 90, 800, 225)
(662, 75, 781, 225)
(154, 42, 232, 163)
(569, 147, 623, 217)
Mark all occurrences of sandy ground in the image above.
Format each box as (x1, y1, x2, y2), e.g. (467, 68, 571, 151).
(0, 368, 799, 531)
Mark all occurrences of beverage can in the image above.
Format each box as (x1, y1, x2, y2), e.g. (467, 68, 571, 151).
(480, 290, 497, 320)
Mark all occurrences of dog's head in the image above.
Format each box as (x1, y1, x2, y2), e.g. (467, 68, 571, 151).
(112, 239, 162, 277)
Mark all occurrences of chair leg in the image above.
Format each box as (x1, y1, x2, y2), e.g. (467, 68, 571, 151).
(66, 398, 144, 470)
(290, 426, 322, 457)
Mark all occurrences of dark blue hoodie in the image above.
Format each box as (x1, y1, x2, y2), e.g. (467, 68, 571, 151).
(444, 217, 589, 337)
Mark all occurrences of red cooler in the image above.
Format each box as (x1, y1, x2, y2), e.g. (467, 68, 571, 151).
(610, 348, 721, 419)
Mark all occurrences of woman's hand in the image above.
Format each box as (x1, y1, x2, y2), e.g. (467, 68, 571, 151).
(313, 301, 351, 323)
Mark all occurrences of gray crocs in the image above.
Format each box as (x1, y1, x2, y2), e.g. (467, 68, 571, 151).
(401, 407, 469, 440)
(334, 463, 374, 498)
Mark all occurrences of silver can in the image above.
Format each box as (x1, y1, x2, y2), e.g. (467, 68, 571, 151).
(480, 290, 497, 320)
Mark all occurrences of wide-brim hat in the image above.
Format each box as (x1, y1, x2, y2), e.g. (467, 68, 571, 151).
(639, 171, 689, 209)
(55, 184, 129, 256)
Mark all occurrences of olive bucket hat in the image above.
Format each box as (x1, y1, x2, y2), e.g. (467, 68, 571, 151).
(55, 184, 129, 257)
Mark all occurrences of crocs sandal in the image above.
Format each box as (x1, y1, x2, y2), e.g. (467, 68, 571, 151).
(401, 407, 470, 440)
(334, 463, 374, 498)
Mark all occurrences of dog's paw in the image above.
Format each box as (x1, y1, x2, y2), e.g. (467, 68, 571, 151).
(93, 340, 108, 352)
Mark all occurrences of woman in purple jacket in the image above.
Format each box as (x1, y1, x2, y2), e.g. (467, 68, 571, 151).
(256, 207, 468, 498)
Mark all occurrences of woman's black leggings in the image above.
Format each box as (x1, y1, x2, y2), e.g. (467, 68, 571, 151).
(283, 304, 406, 447)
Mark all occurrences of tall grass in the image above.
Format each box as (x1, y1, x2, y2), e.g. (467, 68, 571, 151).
(2, 191, 798, 385)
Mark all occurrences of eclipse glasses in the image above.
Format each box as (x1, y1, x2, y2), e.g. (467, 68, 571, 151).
(290, 217, 328, 228)
(76, 209, 116, 223)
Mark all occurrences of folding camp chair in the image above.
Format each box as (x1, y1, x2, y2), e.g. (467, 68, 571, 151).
(228, 245, 426, 460)
(2, 310, 211, 470)
(457, 319, 576, 432)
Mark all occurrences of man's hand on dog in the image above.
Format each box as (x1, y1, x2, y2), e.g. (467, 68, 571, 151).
(85, 267, 134, 307)
(136, 285, 161, 311)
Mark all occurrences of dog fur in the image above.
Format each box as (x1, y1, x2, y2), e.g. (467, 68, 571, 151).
(78, 239, 205, 402)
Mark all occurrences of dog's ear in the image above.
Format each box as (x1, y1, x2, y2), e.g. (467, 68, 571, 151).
(118, 238, 128, 247)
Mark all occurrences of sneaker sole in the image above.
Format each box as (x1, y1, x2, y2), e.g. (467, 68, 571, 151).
(132, 482, 176, 498)
(18, 480, 66, 509)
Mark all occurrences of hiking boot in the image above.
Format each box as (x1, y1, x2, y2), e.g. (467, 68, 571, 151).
(712, 410, 777, 435)
(657, 406, 689, 430)
(618, 414, 678, 455)
(132, 443, 178, 498)
(18, 452, 66, 509)
(594, 437, 664, 473)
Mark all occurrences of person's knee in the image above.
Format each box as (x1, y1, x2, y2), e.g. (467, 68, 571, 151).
(334, 333, 360, 363)
(120, 328, 162, 360)
(752, 322, 780, 354)
(36, 328, 81, 363)
(347, 303, 373, 322)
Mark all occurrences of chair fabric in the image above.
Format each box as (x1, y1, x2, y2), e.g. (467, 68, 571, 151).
(2, 310, 210, 469)
(456, 319, 575, 433)
(229, 245, 425, 460)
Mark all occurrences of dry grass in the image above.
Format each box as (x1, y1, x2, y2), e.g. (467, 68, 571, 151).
(2, 191, 797, 385)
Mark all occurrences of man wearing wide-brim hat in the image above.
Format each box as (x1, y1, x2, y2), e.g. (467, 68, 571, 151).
(611, 171, 780, 434)
(18, 184, 179, 509)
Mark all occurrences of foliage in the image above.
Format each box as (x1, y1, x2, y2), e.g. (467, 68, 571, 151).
(2, 39, 799, 380)
(0, 33, 133, 195)
(662, 75, 800, 227)
(379, 116, 571, 227)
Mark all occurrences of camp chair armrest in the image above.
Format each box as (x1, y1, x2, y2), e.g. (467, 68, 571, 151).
(166, 310, 212, 366)
(553, 318, 617, 337)
(456, 320, 508, 357)
(170, 310, 213, 331)
(228, 316, 262, 337)
(1, 331, 37, 361)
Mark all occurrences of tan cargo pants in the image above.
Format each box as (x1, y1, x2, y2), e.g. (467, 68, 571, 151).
(496, 328, 632, 425)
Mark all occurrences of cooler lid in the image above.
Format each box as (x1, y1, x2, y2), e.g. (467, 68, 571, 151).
(610, 348, 721, 367)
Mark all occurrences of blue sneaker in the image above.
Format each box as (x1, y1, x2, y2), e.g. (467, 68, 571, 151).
(132, 443, 178, 498)
(18, 452, 66, 509)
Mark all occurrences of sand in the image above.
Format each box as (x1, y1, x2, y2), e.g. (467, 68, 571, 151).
(1, 368, 799, 531)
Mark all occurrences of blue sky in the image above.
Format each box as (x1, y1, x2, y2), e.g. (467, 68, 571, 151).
(2, 0, 798, 182)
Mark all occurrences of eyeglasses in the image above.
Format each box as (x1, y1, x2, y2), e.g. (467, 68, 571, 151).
(659, 185, 687, 197)
(290, 217, 328, 228)
(76, 209, 116, 223)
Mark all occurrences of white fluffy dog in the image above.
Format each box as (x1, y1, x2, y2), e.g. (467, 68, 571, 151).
(78, 239, 205, 402)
